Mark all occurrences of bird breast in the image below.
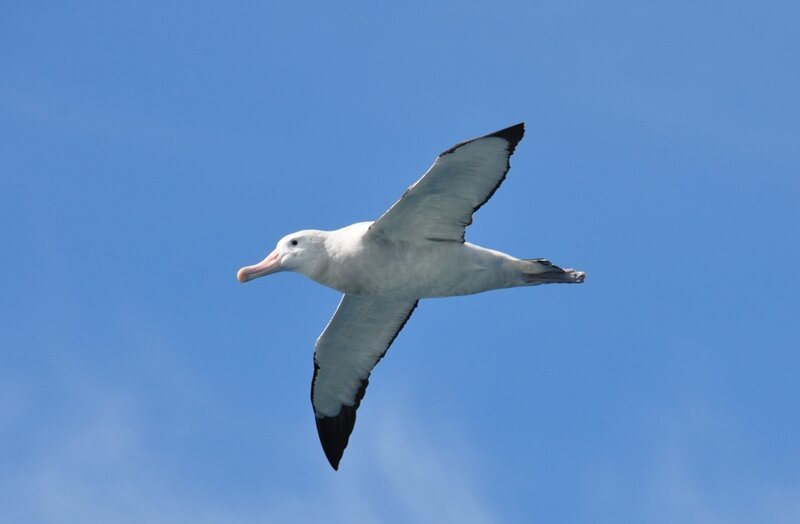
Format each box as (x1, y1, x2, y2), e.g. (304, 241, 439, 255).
(313, 238, 519, 299)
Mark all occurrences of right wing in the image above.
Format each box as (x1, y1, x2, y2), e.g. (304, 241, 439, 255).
(311, 294, 418, 470)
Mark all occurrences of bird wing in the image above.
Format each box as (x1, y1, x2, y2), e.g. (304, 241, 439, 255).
(366, 123, 525, 243)
(311, 294, 418, 470)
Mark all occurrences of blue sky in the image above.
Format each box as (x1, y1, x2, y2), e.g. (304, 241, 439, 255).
(2, 2, 799, 522)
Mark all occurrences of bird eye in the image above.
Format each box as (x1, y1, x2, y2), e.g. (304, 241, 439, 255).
(290, 239, 298, 246)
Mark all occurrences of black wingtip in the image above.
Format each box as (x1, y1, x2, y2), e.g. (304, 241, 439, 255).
(314, 379, 369, 471)
(486, 122, 525, 154)
(440, 122, 525, 157)
(316, 414, 347, 470)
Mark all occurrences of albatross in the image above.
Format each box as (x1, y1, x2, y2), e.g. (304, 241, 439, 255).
(237, 123, 585, 470)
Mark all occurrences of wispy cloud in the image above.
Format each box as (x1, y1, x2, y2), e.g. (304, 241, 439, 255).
(587, 402, 800, 524)
(6, 344, 797, 524)
(1, 364, 499, 524)
(368, 408, 498, 524)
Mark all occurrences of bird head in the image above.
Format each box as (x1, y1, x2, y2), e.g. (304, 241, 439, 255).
(237, 230, 327, 283)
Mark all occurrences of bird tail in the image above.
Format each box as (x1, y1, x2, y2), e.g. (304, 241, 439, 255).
(520, 258, 585, 285)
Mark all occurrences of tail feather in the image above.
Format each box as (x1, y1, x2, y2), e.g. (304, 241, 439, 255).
(521, 258, 585, 285)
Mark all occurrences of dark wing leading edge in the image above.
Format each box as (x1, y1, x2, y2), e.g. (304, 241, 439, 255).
(311, 294, 418, 470)
(366, 123, 525, 243)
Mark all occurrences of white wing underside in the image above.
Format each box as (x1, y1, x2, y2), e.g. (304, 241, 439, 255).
(312, 295, 418, 417)
(367, 123, 524, 243)
(311, 294, 418, 469)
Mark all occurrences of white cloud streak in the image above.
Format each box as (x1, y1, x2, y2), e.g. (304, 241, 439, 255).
(1, 370, 499, 524)
(586, 403, 800, 524)
(4, 356, 797, 524)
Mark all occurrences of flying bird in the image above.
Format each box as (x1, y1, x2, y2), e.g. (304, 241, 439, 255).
(237, 123, 585, 470)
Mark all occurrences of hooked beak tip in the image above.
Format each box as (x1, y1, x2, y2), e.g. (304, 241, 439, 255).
(237, 250, 282, 283)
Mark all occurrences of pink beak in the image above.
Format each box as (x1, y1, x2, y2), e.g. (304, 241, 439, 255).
(237, 249, 283, 283)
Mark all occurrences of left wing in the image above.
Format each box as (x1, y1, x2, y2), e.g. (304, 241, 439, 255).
(366, 123, 525, 243)
(311, 294, 418, 470)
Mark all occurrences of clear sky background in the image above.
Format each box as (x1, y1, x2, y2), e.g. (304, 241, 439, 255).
(3, 2, 799, 523)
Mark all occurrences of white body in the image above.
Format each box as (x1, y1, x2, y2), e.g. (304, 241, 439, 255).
(308, 222, 523, 299)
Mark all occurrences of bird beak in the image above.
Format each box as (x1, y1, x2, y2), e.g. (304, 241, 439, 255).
(237, 249, 283, 283)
